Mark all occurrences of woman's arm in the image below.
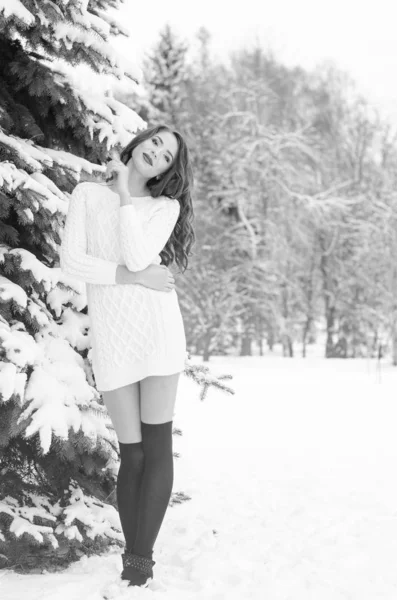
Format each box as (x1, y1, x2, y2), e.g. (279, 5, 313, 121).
(118, 193, 180, 272)
(60, 183, 176, 291)
(60, 183, 122, 285)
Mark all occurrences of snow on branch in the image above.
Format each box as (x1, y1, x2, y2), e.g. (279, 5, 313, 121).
(0, 481, 124, 548)
(42, 147, 105, 178)
(0, 132, 47, 172)
(90, 8, 131, 38)
(53, 20, 140, 82)
(0, 161, 66, 216)
(274, 178, 360, 214)
(0, 139, 105, 189)
(0, 0, 35, 26)
(183, 354, 235, 402)
(39, 58, 145, 147)
(0, 134, 104, 194)
(2, 1, 141, 82)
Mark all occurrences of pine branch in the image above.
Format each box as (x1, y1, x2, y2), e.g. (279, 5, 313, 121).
(183, 355, 234, 402)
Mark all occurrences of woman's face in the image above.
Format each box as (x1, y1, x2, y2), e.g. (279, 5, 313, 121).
(130, 131, 179, 179)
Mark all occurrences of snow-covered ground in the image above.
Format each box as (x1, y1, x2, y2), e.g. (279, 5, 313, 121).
(2, 352, 397, 599)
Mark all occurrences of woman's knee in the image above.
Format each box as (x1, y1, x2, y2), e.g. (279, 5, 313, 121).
(101, 382, 142, 443)
(140, 421, 174, 457)
(118, 440, 145, 472)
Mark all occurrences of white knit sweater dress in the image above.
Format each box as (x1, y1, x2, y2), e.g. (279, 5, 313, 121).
(60, 181, 187, 392)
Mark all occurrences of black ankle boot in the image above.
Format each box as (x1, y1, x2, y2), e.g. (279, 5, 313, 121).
(121, 549, 156, 587)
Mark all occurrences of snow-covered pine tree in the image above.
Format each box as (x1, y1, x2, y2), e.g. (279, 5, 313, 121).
(0, 0, 233, 573)
(143, 23, 190, 130)
(0, 0, 149, 572)
(0, 1, 234, 572)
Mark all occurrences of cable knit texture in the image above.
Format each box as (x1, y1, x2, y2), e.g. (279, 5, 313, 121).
(60, 182, 186, 391)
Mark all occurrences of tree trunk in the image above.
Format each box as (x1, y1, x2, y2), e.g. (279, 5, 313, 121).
(240, 334, 252, 356)
(202, 330, 212, 362)
(325, 306, 336, 357)
(391, 257, 397, 365)
(281, 282, 294, 357)
(319, 232, 337, 358)
(392, 313, 397, 366)
(281, 334, 294, 357)
(302, 317, 312, 358)
(255, 315, 264, 356)
(267, 326, 274, 351)
(302, 250, 316, 358)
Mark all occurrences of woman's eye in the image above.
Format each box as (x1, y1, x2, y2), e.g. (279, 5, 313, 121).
(165, 156, 170, 163)
(152, 138, 158, 145)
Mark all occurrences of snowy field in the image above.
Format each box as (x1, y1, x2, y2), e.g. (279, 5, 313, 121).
(2, 351, 397, 599)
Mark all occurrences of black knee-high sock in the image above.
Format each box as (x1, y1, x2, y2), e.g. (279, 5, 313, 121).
(133, 421, 174, 559)
(117, 441, 145, 553)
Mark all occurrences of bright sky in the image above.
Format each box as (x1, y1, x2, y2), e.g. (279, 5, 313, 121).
(111, 0, 397, 128)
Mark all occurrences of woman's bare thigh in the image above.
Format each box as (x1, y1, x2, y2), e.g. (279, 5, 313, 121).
(139, 372, 181, 424)
(101, 381, 142, 443)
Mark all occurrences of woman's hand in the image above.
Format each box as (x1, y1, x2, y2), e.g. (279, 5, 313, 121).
(116, 264, 175, 292)
(136, 264, 176, 292)
(105, 157, 129, 195)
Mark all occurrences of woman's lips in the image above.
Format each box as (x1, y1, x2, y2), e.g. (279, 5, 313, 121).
(143, 152, 153, 166)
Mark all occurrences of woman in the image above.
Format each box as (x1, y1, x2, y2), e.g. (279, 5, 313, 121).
(60, 124, 195, 587)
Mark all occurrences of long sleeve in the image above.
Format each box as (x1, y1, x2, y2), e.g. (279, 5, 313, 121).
(119, 198, 180, 271)
(59, 183, 119, 285)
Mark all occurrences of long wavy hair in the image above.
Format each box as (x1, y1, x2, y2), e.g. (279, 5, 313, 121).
(100, 124, 195, 274)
